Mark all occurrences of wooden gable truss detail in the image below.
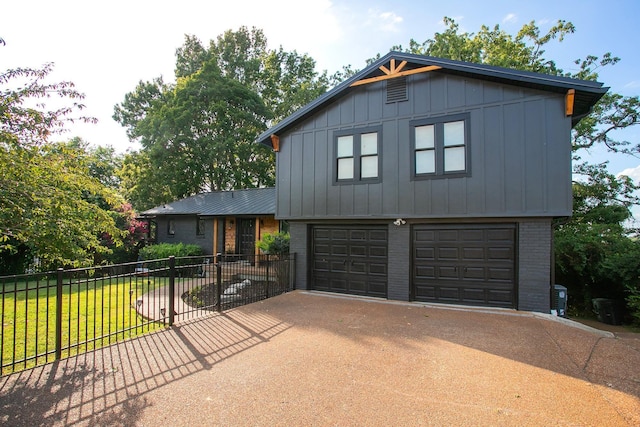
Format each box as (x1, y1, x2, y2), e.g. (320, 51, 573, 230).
(350, 59, 442, 87)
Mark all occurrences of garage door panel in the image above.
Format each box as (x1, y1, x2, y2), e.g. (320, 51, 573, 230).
(488, 247, 512, 260)
(415, 247, 435, 259)
(332, 244, 348, 256)
(438, 287, 461, 300)
(312, 226, 388, 298)
(415, 266, 436, 278)
(438, 230, 459, 241)
(488, 267, 513, 281)
(438, 266, 458, 278)
(461, 229, 484, 241)
(487, 229, 513, 241)
(314, 229, 331, 239)
(331, 229, 349, 240)
(414, 285, 436, 299)
(351, 261, 367, 274)
(350, 230, 367, 240)
(462, 247, 485, 260)
(488, 290, 513, 304)
(369, 245, 387, 257)
(412, 224, 516, 308)
(350, 245, 367, 256)
(369, 262, 387, 275)
(438, 247, 459, 259)
(462, 288, 485, 302)
(368, 281, 387, 297)
(349, 280, 367, 293)
(330, 260, 347, 273)
(414, 230, 435, 242)
(314, 259, 330, 271)
(463, 266, 485, 280)
(330, 278, 348, 291)
(369, 230, 388, 241)
(314, 276, 330, 290)
(314, 243, 331, 255)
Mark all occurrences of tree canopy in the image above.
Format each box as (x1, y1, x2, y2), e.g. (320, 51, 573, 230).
(114, 27, 332, 210)
(1, 64, 127, 268)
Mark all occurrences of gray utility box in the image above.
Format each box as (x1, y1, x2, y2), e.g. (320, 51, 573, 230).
(553, 285, 568, 317)
(592, 298, 624, 325)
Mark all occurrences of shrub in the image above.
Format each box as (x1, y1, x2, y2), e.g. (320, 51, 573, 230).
(257, 232, 290, 255)
(138, 243, 203, 260)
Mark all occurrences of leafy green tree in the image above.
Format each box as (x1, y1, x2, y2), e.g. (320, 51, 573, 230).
(114, 27, 332, 207)
(68, 138, 123, 189)
(555, 163, 640, 312)
(117, 149, 172, 211)
(115, 59, 272, 198)
(0, 64, 125, 269)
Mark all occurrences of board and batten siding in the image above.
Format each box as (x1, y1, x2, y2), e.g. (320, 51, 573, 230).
(275, 72, 572, 220)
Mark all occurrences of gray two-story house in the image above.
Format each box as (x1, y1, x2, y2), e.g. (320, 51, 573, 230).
(257, 52, 607, 312)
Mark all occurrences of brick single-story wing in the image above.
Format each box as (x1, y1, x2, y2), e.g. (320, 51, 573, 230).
(139, 188, 281, 257)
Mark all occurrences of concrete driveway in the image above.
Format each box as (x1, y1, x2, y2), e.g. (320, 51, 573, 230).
(1, 291, 639, 426)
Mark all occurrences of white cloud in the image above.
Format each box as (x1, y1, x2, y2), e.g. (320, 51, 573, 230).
(618, 165, 640, 183)
(366, 8, 404, 33)
(624, 80, 640, 89)
(502, 13, 517, 24)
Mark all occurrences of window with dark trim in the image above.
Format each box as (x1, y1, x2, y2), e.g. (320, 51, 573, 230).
(411, 113, 470, 179)
(168, 219, 175, 236)
(196, 217, 205, 236)
(334, 126, 382, 184)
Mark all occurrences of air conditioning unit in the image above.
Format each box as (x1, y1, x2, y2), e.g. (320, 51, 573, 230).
(553, 284, 568, 317)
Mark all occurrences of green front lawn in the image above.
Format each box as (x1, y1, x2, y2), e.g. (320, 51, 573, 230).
(1, 275, 169, 375)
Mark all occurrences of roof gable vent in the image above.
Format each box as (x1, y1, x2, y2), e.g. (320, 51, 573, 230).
(386, 77, 407, 103)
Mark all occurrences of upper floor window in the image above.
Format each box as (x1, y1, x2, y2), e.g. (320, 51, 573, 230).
(334, 126, 381, 184)
(411, 113, 470, 179)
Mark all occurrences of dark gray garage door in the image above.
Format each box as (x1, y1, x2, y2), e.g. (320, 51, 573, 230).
(412, 224, 516, 308)
(312, 226, 388, 298)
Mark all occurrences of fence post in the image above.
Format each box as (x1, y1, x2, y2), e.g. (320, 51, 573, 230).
(55, 268, 64, 360)
(290, 253, 296, 291)
(168, 256, 175, 326)
(265, 254, 271, 299)
(215, 253, 222, 313)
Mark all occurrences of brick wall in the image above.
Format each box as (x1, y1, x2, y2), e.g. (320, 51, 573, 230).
(518, 219, 552, 312)
(387, 223, 410, 301)
(258, 217, 279, 240)
(224, 217, 236, 253)
(289, 222, 308, 290)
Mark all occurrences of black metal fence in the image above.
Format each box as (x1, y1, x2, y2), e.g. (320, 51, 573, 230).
(0, 253, 295, 376)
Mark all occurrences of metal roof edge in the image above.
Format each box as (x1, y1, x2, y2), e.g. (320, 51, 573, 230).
(256, 51, 608, 146)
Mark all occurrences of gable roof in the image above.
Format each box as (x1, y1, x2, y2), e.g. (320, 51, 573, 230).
(140, 187, 275, 217)
(257, 51, 608, 148)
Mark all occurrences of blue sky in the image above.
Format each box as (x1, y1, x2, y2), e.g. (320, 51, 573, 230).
(2, 0, 639, 186)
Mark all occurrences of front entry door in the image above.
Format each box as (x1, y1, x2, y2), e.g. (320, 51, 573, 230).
(237, 218, 256, 259)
